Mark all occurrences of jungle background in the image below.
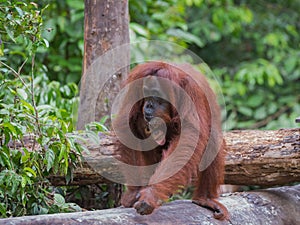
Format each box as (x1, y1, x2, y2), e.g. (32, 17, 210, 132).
(0, 0, 299, 218)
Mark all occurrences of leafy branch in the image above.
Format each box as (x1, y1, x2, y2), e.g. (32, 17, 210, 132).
(0, 1, 83, 217)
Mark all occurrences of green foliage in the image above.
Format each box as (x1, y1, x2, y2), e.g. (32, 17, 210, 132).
(130, 0, 300, 130)
(3, 0, 295, 130)
(192, 0, 300, 130)
(0, 1, 83, 217)
(40, 0, 84, 84)
(0, 0, 84, 84)
(129, 0, 204, 47)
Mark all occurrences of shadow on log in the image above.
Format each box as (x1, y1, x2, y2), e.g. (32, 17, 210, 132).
(0, 184, 299, 225)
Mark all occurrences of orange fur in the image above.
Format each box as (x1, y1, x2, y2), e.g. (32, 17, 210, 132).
(114, 61, 229, 220)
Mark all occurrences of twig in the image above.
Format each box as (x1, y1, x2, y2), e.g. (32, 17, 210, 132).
(18, 58, 28, 76)
(249, 95, 300, 129)
(0, 60, 32, 95)
(30, 54, 42, 139)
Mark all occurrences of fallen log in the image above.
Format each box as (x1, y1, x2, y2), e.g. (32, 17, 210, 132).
(49, 128, 300, 187)
(0, 184, 299, 225)
(224, 128, 300, 186)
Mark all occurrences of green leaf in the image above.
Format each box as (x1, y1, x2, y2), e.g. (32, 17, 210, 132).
(15, 6, 24, 16)
(0, 151, 12, 169)
(21, 176, 27, 188)
(66, 0, 84, 10)
(0, 42, 3, 56)
(99, 115, 109, 125)
(241, 7, 253, 23)
(186, 0, 193, 6)
(17, 88, 28, 100)
(21, 148, 30, 163)
(235, 68, 248, 81)
(63, 152, 69, 174)
(24, 167, 37, 178)
(45, 149, 55, 172)
(0, 203, 7, 217)
(20, 100, 35, 114)
(87, 121, 109, 132)
(83, 130, 101, 145)
(61, 121, 68, 133)
(58, 144, 66, 162)
(46, 126, 55, 136)
(166, 28, 204, 47)
(263, 33, 279, 46)
(212, 9, 223, 29)
(3, 122, 17, 135)
(11, 176, 20, 195)
(247, 95, 264, 108)
(278, 96, 296, 104)
(254, 107, 267, 120)
(37, 104, 54, 117)
(236, 83, 247, 96)
(267, 102, 278, 114)
(265, 63, 282, 86)
(54, 193, 65, 206)
(0, 109, 9, 115)
(284, 56, 297, 74)
(4, 26, 16, 43)
(130, 23, 149, 37)
(96, 123, 108, 132)
(238, 106, 253, 117)
(43, 38, 49, 48)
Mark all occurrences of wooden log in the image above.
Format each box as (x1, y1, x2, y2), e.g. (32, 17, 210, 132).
(224, 128, 300, 186)
(49, 128, 300, 187)
(0, 184, 299, 225)
(49, 129, 300, 186)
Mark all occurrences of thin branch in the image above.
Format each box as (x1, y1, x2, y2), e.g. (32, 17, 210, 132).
(249, 95, 300, 129)
(0, 60, 32, 95)
(18, 58, 28, 75)
(30, 54, 42, 138)
(250, 105, 289, 129)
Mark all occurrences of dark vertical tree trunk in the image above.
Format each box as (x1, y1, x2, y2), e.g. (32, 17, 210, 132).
(77, 0, 130, 130)
(76, 0, 129, 209)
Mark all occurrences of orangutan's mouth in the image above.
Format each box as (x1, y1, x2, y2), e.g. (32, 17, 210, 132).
(145, 119, 166, 146)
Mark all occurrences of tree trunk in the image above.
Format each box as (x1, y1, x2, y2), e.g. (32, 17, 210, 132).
(77, 0, 130, 130)
(74, 0, 129, 208)
(48, 128, 300, 187)
(1, 184, 299, 225)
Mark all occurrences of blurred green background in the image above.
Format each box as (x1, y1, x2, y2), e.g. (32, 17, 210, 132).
(2, 0, 299, 130)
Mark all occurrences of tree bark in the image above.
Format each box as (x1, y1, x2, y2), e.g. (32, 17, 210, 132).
(224, 128, 300, 186)
(1, 184, 299, 225)
(77, 0, 130, 130)
(49, 128, 300, 187)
